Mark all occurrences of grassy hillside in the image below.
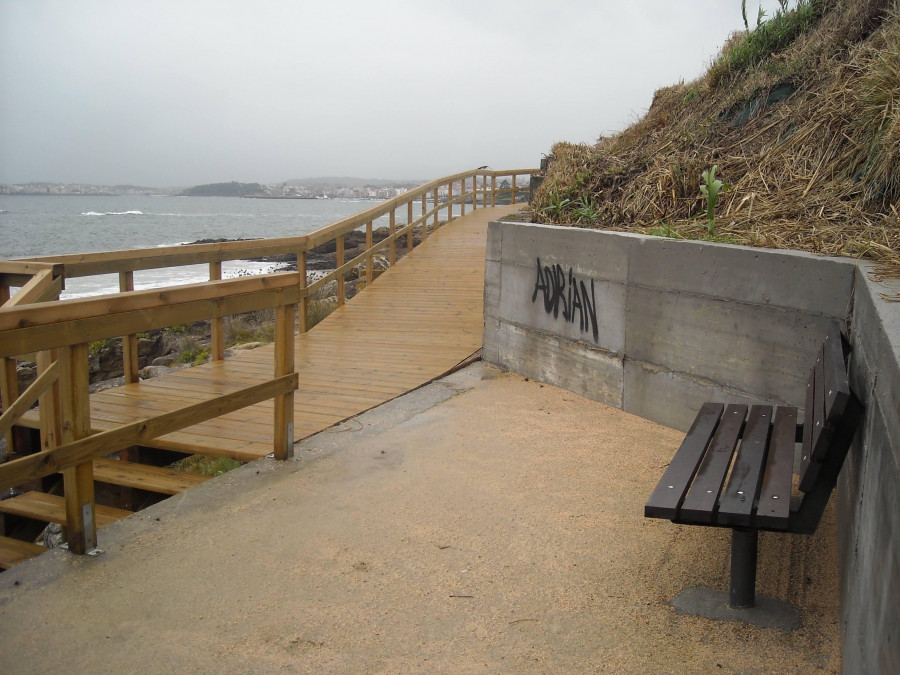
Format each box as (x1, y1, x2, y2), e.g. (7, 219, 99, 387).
(533, 0, 899, 281)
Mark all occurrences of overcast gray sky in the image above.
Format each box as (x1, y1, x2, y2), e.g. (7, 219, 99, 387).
(1, 1, 788, 187)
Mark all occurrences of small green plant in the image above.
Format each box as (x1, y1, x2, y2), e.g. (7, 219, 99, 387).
(683, 88, 698, 104)
(540, 192, 574, 219)
(171, 455, 242, 477)
(177, 339, 210, 366)
(88, 339, 112, 354)
(648, 223, 687, 240)
(169, 324, 188, 334)
(699, 165, 728, 235)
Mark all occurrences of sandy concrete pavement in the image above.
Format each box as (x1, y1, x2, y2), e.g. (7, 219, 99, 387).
(0, 364, 841, 673)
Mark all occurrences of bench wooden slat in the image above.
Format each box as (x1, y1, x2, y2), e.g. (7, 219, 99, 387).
(755, 406, 797, 530)
(0, 535, 46, 570)
(679, 404, 747, 524)
(810, 325, 850, 467)
(717, 405, 773, 527)
(798, 355, 818, 491)
(644, 402, 723, 520)
(0, 491, 131, 527)
(810, 346, 827, 462)
(801, 326, 852, 491)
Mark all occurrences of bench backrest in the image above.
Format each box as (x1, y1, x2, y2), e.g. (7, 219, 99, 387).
(790, 320, 863, 533)
(798, 322, 851, 491)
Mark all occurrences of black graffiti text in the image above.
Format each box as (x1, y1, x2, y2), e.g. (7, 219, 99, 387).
(531, 258, 599, 342)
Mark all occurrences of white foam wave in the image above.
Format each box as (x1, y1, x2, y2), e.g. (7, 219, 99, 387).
(81, 210, 144, 216)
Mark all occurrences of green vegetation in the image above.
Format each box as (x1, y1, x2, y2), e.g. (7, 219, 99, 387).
(171, 455, 242, 477)
(180, 181, 264, 197)
(699, 166, 727, 235)
(711, 1, 825, 87)
(89, 338, 113, 354)
(177, 338, 210, 366)
(225, 311, 276, 347)
(532, 0, 900, 281)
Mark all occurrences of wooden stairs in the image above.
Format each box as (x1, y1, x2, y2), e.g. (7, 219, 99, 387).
(0, 458, 211, 568)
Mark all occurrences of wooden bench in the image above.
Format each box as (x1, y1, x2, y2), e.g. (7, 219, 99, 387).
(644, 321, 863, 609)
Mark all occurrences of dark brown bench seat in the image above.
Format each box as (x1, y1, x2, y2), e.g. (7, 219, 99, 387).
(645, 321, 863, 610)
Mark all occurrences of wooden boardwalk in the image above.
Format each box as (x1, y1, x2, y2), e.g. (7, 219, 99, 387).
(68, 204, 520, 461)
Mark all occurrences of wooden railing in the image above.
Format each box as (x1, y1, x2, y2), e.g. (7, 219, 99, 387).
(0, 167, 538, 555)
(3, 169, 535, 381)
(0, 274, 302, 552)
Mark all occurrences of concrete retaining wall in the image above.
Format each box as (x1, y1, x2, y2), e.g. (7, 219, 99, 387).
(483, 220, 899, 672)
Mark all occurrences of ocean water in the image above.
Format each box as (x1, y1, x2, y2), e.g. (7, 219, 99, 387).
(0, 195, 430, 298)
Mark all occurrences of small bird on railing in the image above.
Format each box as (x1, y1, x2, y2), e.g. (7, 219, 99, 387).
(476, 165, 488, 170)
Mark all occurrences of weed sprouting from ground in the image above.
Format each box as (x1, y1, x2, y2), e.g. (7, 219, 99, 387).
(171, 455, 242, 477)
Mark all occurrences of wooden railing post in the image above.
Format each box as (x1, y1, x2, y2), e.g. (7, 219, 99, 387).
(58, 343, 96, 554)
(421, 194, 428, 241)
(407, 201, 414, 254)
(460, 179, 467, 217)
(336, 234, 345, 306)
(0, 285, 17, 453)
(0, 353, 17, 454)
(119, 271, 140, 382)
(36, 350, 61, 452)
(447, 182, 453, 223)
(273, 303, 295, 460)
(389, 210, 396, 265)
(297, 250, 308, 333)
(491, 174, 497, 207)
(511, 174, 517, 205)
(473, 175, 478, 211)
(365, 222, 374, 284)
(433, 188, 439, 228)
(208, 262, 225, 361)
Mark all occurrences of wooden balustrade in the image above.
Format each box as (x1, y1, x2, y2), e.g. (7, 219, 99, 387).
(0, 168, 538, 555)
(0, 274, 302, 552)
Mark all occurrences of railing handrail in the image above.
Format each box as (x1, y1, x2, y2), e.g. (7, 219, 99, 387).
(0, 271, 305, 358)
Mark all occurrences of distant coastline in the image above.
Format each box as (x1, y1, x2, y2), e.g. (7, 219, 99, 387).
(242, 195, 319, 200)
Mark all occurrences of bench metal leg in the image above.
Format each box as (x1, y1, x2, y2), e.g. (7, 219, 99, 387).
(729, 528, 758, 609)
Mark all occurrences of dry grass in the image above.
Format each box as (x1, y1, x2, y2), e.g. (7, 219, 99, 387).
(533, 0, 900, 290)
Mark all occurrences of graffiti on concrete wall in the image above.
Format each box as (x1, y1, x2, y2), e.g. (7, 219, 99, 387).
(531, 258, 598, 342)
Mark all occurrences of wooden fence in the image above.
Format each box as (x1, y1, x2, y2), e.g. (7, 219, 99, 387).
(0, 167, 537, 555)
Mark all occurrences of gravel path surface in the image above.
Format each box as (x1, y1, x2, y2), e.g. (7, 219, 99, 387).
(0, 364, 840, 673)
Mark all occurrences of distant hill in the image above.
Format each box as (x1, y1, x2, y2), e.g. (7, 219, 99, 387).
(285, 176, 422, 188)
(180, 181, 265, 197)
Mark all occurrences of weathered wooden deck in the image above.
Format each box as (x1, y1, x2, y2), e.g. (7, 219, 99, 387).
(72, 204, 519, 461)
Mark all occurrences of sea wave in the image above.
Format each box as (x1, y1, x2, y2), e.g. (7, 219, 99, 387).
(81, 210, 144, 216)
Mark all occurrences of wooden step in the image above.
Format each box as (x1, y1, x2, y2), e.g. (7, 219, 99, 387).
(0, 492, 131, 527)
(0, 536, 46, 570)
(93, 458, 210, 495)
